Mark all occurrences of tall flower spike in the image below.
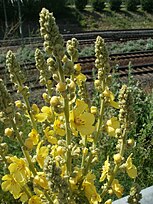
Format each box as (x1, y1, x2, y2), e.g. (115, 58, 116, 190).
(35, 48, 52, 85)
(95, 36, 110, 71)
(95, 36, 110, 91)
(6, 50, 25, 86)
(66, 38, 79, 62)
(39, 8, 64, 58)
(0, 79, 14, 124)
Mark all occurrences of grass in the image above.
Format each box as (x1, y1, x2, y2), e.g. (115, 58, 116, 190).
(59, 6, 153, 32)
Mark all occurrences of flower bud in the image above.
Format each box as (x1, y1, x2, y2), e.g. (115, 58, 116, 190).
(56, 82, 66, 92)
(69, 80, 76, 90)
(50, 96, 60, 107)
(15, 100, 22, 108)
(127, 138, 135, 147)
(113, 153, 122, 164)
(74, 64, 81, 72)
(4, 128, 13, 137)
(83, 147, 88, 155)
(90, 106, 97, 114)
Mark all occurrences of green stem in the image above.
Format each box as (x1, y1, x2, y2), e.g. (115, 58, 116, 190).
(81, 135, 87, 169)
(100, 128, 127, 200)
(84, 96, 105, 175)
(44, 190, 53, 204)
(57, 59, 72, 175)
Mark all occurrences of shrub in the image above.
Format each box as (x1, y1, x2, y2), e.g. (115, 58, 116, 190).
(140, 0, 153, 12)
(109, 0, 122, 11)
(92, 0, 105, 12)
(126, 0, 140, 12)
(75, 0, 88, 10)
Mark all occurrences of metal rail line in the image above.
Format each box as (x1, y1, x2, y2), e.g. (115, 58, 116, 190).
(1, 50, 153, 92)
(1, 28, 153, 47)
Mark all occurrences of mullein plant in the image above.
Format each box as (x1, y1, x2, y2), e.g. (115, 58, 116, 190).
(0, 8, 138, 204)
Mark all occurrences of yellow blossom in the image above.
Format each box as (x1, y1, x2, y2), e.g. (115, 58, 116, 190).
(1, 174, 21, 199)
(111, 179, 124, 198)
(44, 127, 57, 144)
(125, 154, 137, 179)
(76, 73, 87, 86)
(19, 192, 29, 203)
(106, 117, 120, 137)
(51, 145, 65, 158)
(36, 142, 49, 168)
(28, 195, 43, 204)
(54, 117, 65, 136)
(8, 156, 31, 183)
(70, 99, 95, 136)
(34, 172, 49, 189)
(82, 172, 101, 204)
(69, 168, 83, 191)
(103, 86, 119, 109)
(32, 104, 53, 122)
(100, 157, 110, 182)
(28, 129, 39, 145)
(104, 199, 112, 204)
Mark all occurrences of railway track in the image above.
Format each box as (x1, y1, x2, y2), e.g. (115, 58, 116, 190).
(1, 50, 153, 92)
(1, 28, 153, 48)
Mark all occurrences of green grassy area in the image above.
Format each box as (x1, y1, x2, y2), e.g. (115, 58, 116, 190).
(57, 6, 153, 32)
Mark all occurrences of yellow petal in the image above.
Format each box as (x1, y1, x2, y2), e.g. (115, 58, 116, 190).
(41, 106, 51, 114)
(110, 100, 119, 109)
(127, 165, 137, 179)
(35, 113, 47, 122)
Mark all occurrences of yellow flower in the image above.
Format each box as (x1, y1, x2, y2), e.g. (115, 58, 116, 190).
(44, 127, 57, 144)
(106, 117, 120, 137)
(100, 157, 110, 182)
(104, 199, 112, 204)
(111, 179, 124, 198)
(32, 104, 53, 122)
(28, 129, 39, 145)
(19, 192, 29, 203)
(70, 99, 95, 136)
(36, 142, 49, 168)
(125, 154, 137, 179)
(28, 195, 43, 204)
(1, 174, 21, 199)
(82, 172, 101, 204)
(33, 172, 49, 189)
(103, 86, 119, 109)
(41, 106, 53, 122)
(8, 156, 31, 183)
(54, 116, 66, 136)
(69, 168, 83, 191)
(76, 73, 87, 86)
(51, 145, 65, 159)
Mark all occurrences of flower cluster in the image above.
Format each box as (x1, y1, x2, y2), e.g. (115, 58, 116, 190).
(0, 8, 138, 204)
